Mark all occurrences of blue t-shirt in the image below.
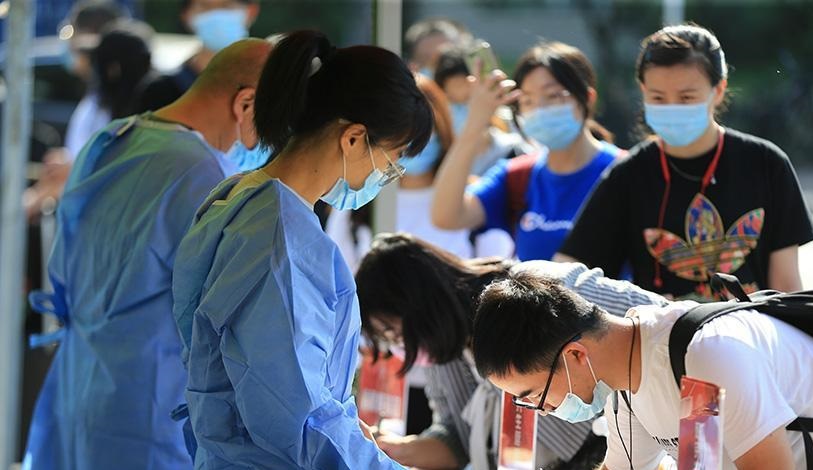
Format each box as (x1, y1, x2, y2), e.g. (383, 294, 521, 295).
(469, 142, 622, 261)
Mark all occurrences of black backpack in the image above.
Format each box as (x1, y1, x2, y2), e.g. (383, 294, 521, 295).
(668, 272, 813, 469)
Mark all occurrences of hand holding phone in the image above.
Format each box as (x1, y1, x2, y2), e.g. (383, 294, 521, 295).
(464, 41, 500, 79)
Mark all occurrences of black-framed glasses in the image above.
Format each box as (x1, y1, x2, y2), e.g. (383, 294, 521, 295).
(512, 332, 582, 414)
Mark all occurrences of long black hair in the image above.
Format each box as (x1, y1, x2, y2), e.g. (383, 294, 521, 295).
(92, 19, 153, 119)
(355, 233, 512, 374)
(254, 30, 433, 157)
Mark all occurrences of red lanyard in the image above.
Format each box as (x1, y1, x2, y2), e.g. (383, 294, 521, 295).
(653, 130, 725, 289)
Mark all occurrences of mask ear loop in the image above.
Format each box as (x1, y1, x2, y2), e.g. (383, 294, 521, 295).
(561, 354, 574, 394)
(364, 133, 378, 172)
(585, 356, 599, 385)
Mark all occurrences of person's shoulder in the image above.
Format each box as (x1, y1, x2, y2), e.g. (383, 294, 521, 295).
(155, 131, 222, 176)
(595, 138, 657, 182)
(724, 127, 791, 164)
(623, 137, 660, 163)
(593, 142, 626, 167)
(631, 300, 695, 344)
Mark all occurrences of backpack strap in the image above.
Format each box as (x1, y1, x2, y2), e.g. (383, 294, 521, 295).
(505, 154, 537, 235)
(787, 418, 813, 470)
(668, 300, 761, 388)
(710, 272, 751, 302)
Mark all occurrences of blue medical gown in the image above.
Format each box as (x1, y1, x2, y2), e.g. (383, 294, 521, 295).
(24, 116, 234, 470)
(172, 177, 403, 469)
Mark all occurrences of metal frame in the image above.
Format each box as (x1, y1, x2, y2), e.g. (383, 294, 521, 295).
(0, 0, 34, 467)
(372, 0, 402, 235)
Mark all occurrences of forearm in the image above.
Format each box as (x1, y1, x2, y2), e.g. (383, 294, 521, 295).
(380, 435, 461, 470)
(431, 126, 483, 230)
(768, 245, 802, 292)
(420, 424, 468, 468)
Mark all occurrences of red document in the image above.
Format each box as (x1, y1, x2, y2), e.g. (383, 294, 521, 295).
(498, 391, 537, 470)
(678, 376, 725, 470)
(357, 352, 406, 427)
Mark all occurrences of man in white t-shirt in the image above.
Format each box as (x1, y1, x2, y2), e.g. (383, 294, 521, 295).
(471, 269, 813, 470)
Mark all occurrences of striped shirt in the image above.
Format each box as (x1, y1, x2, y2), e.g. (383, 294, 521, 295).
(420, 261, 669, 468)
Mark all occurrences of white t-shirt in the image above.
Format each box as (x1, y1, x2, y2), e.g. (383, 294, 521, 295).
(65, 93, 111, 161)
(325, 208, 372, 274)
(604, 301, 813, 470)
(396, 186, 474, 259)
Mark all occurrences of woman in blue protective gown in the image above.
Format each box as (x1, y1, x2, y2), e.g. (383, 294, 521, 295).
(171, 31, 433, 469)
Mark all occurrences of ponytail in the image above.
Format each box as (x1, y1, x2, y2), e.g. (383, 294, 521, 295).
(254, 29, 433, 157)
(254, 30, 334, 152)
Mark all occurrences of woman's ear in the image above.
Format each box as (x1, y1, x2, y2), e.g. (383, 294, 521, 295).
(339, 123, 368, 160)
(713, 79, 728, 107)
(586, 87, 598, 108)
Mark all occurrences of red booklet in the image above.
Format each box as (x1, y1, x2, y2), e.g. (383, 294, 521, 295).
(678, 376, 725, 470)
(357, 351, 406, 430)
(498, 391, 537, 470)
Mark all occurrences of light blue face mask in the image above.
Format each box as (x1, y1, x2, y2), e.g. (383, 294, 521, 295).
(419, 66, 434, 79)
(644, 94, 714, 147)
(191, 8, 248, 52)
(403, 133, 441, 175)
(320, 139, 388, 211)
(450, 103, 469, 135)
(549, 354, 613, 423)
(521, 103, 583, 150)
(226, 140, 272, 172)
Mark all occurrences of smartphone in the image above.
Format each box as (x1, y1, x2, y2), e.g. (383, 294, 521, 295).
(465, 41, 500, 79)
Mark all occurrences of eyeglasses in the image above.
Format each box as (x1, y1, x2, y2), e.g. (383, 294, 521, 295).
(517, 89, 573, 113)
(363, 132, 406, 187)
(512, 332, 582, 414)
(377, 148, 406, 187)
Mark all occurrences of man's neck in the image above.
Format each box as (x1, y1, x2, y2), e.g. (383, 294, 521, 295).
(590, 315, 643, 394)
(153, 94, 232, 152)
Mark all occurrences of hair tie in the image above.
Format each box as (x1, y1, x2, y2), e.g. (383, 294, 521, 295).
(309, 57, 322, 78)
(309, 47, 338, 78)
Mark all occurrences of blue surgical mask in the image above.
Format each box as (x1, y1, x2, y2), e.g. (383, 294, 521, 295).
(419, 66, 434, 79)
(191, 9, 248, 52)
(403, 133, 441, 175)
(549, 355, 612, 423)
(644, 94, 713, 147)
(521, 103, 583, 150)
(226, 140, 272, 172)
(450, 103, 469, 135)
(321, 144, 386, 211)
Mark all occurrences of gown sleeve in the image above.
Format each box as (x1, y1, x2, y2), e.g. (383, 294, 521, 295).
(217, 249, 404, 469)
